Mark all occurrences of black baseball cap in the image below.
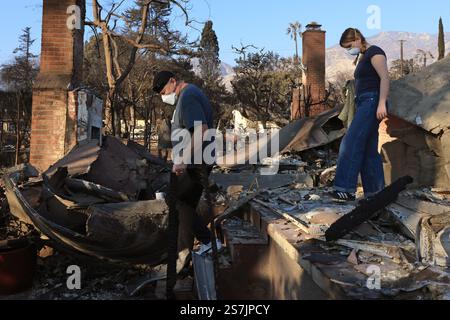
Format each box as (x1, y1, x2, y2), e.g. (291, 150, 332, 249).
(152, 71, 175, 93)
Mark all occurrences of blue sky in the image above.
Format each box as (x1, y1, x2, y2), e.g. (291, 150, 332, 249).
(0, 0, 449, 65)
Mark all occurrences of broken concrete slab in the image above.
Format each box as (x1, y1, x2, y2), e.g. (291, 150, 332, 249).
(336, 239, 415, 262)
(288, 202, 355, 232)
(226, 185, 244, 199)
(320, 166, 337, 187)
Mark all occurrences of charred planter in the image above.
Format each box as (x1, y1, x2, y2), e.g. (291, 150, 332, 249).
(0, 239, 37, 295)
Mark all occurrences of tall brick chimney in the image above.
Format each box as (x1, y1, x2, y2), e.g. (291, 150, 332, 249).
(296, 22, 327, 119)
(30, 0, 86, 172)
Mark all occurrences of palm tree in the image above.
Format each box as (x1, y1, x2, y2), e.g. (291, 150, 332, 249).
(287, 21, 302, 65)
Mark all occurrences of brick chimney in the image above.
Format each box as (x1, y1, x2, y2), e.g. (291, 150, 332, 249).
(30, 0, 86, 172)
(297, 22, 327, 118)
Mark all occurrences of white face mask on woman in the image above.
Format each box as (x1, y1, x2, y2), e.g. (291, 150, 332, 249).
(347, 47, 361, 56)
(161, 92, 178, 106)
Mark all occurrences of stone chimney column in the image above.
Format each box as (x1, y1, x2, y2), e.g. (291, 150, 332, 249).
(301, 22, 327, 117)
(30, 0, 85, 172)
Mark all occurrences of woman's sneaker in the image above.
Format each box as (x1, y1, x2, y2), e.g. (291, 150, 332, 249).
(330, 191, 356, 203)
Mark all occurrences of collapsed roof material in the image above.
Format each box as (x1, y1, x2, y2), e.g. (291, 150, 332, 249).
(219, 107, 345, 168)
(4, 165, 170, 265)
(389, 55, 450, 135)
(3, 137, 176, 265)
(279, 107, 345, 153)
(382, 56, 450, 188)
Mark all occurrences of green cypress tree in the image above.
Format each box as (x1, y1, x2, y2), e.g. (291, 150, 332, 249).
(438, 17, 445, 60)
(199, 20, 221, 88)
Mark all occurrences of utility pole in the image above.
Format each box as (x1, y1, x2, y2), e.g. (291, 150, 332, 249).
(399, 40, 407, 77)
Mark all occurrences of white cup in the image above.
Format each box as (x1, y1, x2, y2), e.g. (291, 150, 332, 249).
(156, 192, 166, 201)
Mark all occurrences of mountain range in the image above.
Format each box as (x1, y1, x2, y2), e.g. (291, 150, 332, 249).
(326, 31, 450, 81)
(196, 31, 450, 88)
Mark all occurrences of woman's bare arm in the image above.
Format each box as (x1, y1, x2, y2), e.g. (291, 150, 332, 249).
(372, 54, 390, 120)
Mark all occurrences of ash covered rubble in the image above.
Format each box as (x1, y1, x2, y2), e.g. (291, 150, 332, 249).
(3, 136, 172, 263)
(207, 68, 450, 299)
(1, 114, 449, 300)
(212, 152, 450, 299)
(0, 136, 196, 299)
(2, 56, 450, 300)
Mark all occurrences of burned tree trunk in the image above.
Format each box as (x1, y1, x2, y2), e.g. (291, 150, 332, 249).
(15, 92, 21, 165)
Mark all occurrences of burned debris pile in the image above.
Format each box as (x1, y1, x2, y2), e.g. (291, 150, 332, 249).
(1, 58, 449, 299)
(2, 137, 172, 265)
(206, 87, 450, 299)
(383, 56, 450, 188)
(214, 170, 450, 299)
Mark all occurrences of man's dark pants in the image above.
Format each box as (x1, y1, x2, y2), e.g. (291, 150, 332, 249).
(171, 166, 213, 245)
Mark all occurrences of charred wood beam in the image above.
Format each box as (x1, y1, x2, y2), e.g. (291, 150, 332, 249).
(325, 176, 414, 242)
(65, 178, 130, 202)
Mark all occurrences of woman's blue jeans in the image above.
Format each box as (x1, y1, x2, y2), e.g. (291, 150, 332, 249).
(334, 91, 385, 196)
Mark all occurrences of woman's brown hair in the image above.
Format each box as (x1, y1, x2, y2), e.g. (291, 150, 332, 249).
(340, 28, 369, 65)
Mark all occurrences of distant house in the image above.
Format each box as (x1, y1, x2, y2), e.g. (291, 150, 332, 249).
(0, 90, 17, 138)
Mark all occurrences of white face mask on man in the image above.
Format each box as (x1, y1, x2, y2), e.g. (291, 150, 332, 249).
(161, 92, 178, 106)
